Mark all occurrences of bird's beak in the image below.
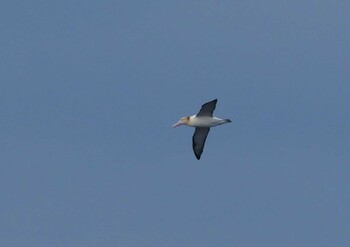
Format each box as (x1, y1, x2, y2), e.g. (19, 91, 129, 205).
(173, 121, 182, 128)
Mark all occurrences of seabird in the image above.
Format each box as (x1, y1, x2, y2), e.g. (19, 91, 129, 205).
(173, 99, 231, 160)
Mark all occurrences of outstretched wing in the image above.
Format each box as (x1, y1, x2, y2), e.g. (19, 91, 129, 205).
(192, 127, 210, 160)
(196, 99, 217, 117)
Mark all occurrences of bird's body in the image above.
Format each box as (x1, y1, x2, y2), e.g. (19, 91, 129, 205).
(173, 99, 231, 160)
(186, 116, 230, 127)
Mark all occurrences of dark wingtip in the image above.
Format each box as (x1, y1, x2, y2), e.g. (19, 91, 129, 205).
(195, 154, 201, 160)
(225, 119, 232, 123)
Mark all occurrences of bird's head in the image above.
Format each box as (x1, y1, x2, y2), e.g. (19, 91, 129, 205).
(173, 116, 190, 128)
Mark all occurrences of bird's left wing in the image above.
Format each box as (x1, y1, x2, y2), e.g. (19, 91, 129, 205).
(196, 99, 217, 117)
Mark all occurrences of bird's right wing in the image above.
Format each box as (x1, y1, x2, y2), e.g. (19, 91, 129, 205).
(192, 127, 210, 160)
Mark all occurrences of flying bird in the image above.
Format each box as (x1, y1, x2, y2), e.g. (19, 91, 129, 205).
(173, 99, 231, 160)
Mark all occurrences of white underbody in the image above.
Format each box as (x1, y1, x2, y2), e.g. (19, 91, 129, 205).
(188, 115, 227, 127)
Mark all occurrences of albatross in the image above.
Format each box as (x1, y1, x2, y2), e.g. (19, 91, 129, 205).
(173, 99, 231, 160)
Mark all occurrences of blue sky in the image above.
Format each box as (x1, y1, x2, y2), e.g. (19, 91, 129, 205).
(1, 1, 350, 246)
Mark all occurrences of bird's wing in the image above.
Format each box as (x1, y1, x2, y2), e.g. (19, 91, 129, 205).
(192, 127, 210, 160)
(196, 99, 217, 117)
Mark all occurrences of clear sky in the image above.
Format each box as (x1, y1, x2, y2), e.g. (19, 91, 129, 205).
(1, 1, 350, 246)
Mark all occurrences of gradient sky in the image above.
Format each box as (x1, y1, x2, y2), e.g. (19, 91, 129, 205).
(1, 1, 350, 246)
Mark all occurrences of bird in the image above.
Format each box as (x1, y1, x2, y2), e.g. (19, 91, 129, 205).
(173, 99, 231, 160)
